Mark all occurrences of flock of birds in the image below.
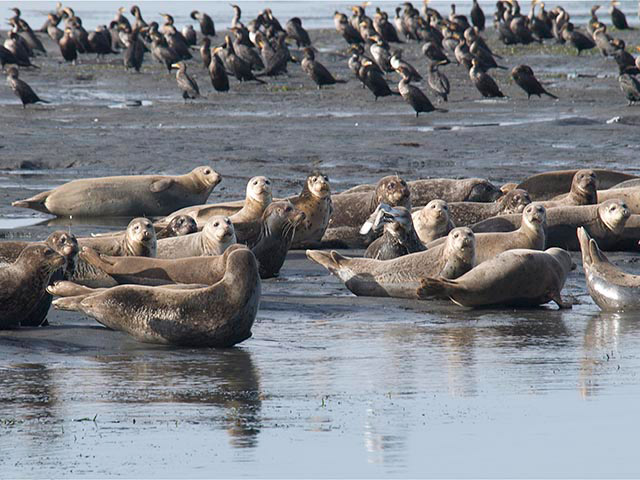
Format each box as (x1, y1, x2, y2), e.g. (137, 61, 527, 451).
(2, 1, 640, 114)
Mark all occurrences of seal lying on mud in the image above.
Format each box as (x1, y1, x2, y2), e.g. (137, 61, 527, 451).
(364, 206, 425, 260)
(412, 199, 455, 244)
(578, 227, 640, 312)
(1, 245, 66, 329)
(596, 187, 640, 215)
(157, 216, 236, 258)
(12, 166, 222, 217)
(472, 200, 631, 251)
(50, 247, 261, 348)
(321, 175, 411, 248)
(516, 169, 637, 201)
(307, 226, 476, 298)
(545, 169, 598, 207)
(416, 248, 574, 309)
(446, 189, 532, 227)
(156, 215, 198, 239)
(426, 204, 547, 264)
(341, 177, 503, 205)
(157, 176, 272, 229)
(290, 172, 333, 249)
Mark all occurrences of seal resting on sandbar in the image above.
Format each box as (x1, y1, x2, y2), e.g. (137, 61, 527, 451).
(306, 226, 476, 298)
(50, 247, 261, 348)
(577, 227, 640, 312)
(416, 248, 574, 309)
(364, 205, 425, 260)
(156, 215, 198, 239)
(1, 245, 66, 329)
(545, 169, 598, 207)
(412, 199, 456, 244)
(12, 166, 222, 217)
(290, 172, 333, 249)
(157, 216, 236, 258)
(446, 189, 532, 227)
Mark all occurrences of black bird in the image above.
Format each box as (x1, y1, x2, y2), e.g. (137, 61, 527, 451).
(149, 31, 179, 72)
(334, 12, 364, 44)
(171, 62, 200, 101)
(59, 27, 78, 64)
(422, 41, 450, 64)
(182, 25, 197, 47)
(618, 74, 640, 105)
(561, 23, 595, 55)
(88, 25, 117, 56)
(190, 11, 216, 37)
(301, 48, 346, 89)
(511, 65, 558, 99)
(396, 65, 444, 116)
(257, 33, 292, 77)
(200, 37, 212, 69)
(610, 1, 633, 30)
(427, 61, 450, 102)
(130, 5, 148, 31)
(123, 26, 144, 72)
(469, 58, 505, 97)
(373, 9, 402, 43)
(0, 44, 20, 68)
(209, 48, 230, 92)
(359, 59, 398, 101)
(285, 17, 311, 47)
(223, 35, 266, 83)
(470, 0, 486, 30)
(6, 66, 49, 108)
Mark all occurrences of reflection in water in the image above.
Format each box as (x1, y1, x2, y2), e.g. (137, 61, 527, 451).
(580, 313, 622, 398)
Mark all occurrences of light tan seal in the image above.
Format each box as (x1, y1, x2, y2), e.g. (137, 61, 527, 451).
(306, 226, 476, 299)
(596, 187, 640, 215)
(157, 216, 236, 258)
(0, 245, 66, 329)
(412, 199, 455, 244)
(50, 247, 261, 347)
(446, 189, 532, 227)
(12, 166, 222, 217)
(290, 172, 333, 248)
(159, 176, 272, 229)
(426, 203, 547, 263)
(545, 169, 598, 207)
(416, 247, 574, 309)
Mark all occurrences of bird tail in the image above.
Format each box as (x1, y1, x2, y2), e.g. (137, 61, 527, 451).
(335, 79, 348, 84)
(435, 108, 448, 113)
(543, 90, 558, 100)
(496, 64, 508, 70)
(37, 98, 51, 104)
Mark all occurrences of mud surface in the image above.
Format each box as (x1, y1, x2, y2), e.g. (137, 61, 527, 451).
(1, 23, 640, 477)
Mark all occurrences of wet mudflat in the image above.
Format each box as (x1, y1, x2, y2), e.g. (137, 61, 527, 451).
(1, 24, 640, 477)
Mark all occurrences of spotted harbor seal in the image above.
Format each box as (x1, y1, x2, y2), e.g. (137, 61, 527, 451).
(596, 187, 640, 215)
(446, 189, 532, 227)
(321, 175, 411, 248)
(157, 216, 236, 259)
(290, 172, 333, 249)
(50, 247, 261, 347)
(516, 169, 637, 201)
(545, 169, 598, 207)
(426, 204, 547, 264)
(156, 215, 198, 239)
(341, 177, 503, 206)
(12, 166, 222, 217)
(159, 176, 272, 230)
(472, 200, 631, 251)
(0, 231, 79, 327)
(0, 245, 66, 329)
(412, 199, 456, 244)
(416, 248, 574, 309)
(578, 227, 640, 312)
(306, 226, 476, 298)
(365, 206, 426, 260)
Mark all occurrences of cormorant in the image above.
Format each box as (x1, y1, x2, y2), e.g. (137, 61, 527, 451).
(190, 11, 216, 37)
(618, 74, 640, 105)
(390, 50, 422, 81)
(427, 61, 450, 102)
(396, 65, 443, 116)
(59, 27, 78, 64)
(123, 26, 144, 72)
(373, 9, 402, 43)
(471, 0, 486, 31)
(223, 35, 266, 83)
(209, 48, 230, 92)
(561, 23, 595, 55)
(469, 58, 505, 97)
(301, 48, 346, 89)
(610, 1, 633, 30)
(422, 41, 450, 64)
(334, 12, 364, 44)
(285, 17, 311, 47)
(171, 62, 200, 101)
(511, 65, 558, 99)
(359, 59, 398, 100)
(182, 25, 197, 47)
(6, 66, 49, 108)
(200, 37, 212, 69)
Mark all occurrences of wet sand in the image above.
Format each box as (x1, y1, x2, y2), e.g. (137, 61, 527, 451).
(2, 26, 640, 477)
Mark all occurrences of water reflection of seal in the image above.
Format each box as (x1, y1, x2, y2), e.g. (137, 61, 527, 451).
(157, 216, 236, 258)
(578, 227, 640, 312)
(417, 247, 574, 309)
(51, 247, 261, 347)
(306, 226, 476, 299)
(1, 245, 66, 328)
(12, 166, 222, 217)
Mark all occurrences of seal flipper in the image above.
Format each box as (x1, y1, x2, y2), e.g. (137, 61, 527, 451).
(416, 277, 457, 299)
(11, 190, 53, 214)
(80, 247, 116, 273)
(550, 292, 572, 309)
(306, 249, 343, 274)
(51, 294, 93, 312)
(48, 281, 102, 297)
(149, 179, 175, 193)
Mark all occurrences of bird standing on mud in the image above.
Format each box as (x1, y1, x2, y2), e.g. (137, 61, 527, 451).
(6, 66, 49, 108)
(171, 62, 200, 101)
(511, 65, 558, 99)
(301, 48, 346, 89)
(396, 65, 444, 117)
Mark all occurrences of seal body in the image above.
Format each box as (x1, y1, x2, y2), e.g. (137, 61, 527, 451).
(417, 248, 574, 308)
(597, 187, 640, 215)
(12, 166, 222, 217)
(51, 248, 261, 347)
(447, 189, 532, 226)
(546, 169, 598, 207)
(578, 227, 640, 312)
(290, 172, 332, 248)
(156, 215, 198, 239)
(157, 216, 236, 258)
(0, 245, 66, 328)
(412, 199, 456, 244)
(307, 227, 476, 298)
(365, 207, 426, 260)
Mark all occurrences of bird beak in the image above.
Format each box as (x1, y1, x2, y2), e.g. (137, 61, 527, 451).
(170, 63, 180, 69)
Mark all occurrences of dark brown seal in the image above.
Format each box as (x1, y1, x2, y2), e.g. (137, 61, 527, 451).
(447, 189, 532, 226)
(290, 172, 333, 248)
(156, 215, 198, 239)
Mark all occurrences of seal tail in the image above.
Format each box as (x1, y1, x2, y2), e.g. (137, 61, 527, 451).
(306, 249, 347, 274)
(51, 294, 89, 311)
(416, 277, 457, 299)
(47, 281, 101, 298)
(11, 190, 52, 213)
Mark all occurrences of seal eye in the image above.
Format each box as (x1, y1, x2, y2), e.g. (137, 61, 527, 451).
(135, 225, 140, 231)
(285, 206, 292, 212)
(204, 169, 211, 175)
(213, 222, 219, 227)
(265, 180, 271, 185)
(388, 182, 396, 189)
(225, 219, 231, 224)
(443, 205, 448, 210)
(454, 232, 459, 238)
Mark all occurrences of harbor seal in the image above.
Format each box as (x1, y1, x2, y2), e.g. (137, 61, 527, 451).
(416, 248, 574, 309)
(306, 226, 476, 298)
(596, 187, 640, 215)
(426, 203, 547, 264)
(578, 227, 640, 312)
(156, 215, 198, 239)
(446, 189, 532, 227)
(341, 177, 503, 206)
(365, 206, 426, 260)
(322, 175, 411, 248)
(546, 169, 598, 206)
(157, 216, 236, 259)
(0, 245, 66, 329)
(12, 166, 222, 217)
(516, 169, 637, 201)
(158, 176, 272, 229)
(472, 200, 631, 251)
(412, 199, 456, 244)
(51, 247, 261, 347)
(290, 172, 333, 248)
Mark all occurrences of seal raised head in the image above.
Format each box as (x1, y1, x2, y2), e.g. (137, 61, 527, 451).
(230, 176, 273, 223)
(156, 215, 198, 239)
(365, 206, 426, 260)
(547, 169, 598, 206)
(291, 172, 333, 248)
(412, 199, 455, 243)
